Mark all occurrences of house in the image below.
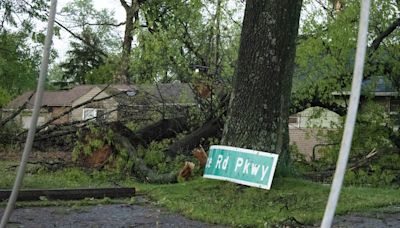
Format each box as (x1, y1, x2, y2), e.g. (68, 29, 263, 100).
(289, 107, 341, 160)
(3, 83, 196, 129)
(289, 76, 398, 160)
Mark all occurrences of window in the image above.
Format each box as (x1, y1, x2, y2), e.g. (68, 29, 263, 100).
(288, 116, 300, 128)
(82, 108, 106, 120)
(390, 99, 400, 114)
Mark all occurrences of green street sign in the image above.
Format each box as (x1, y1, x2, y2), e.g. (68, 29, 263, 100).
(203, 145, 279, 190)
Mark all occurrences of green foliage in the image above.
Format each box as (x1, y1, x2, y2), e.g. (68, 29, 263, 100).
(0, 0, 48, 29)
(72, 124, 113, 161)
(85, 56, 119, 84)
(344, 153, 400, 187)
(113, 146, 131, 174)
(304, 102, 400, 186)
(295, 0, 400, 186)
(58, 0, 119, 85)
(136, 139, 188, 174)
(0, 31, 39, 96)
(0, 86, 11, 107)
(60, 28, 106, 85)
(294, 0, 400, 105)
(325, 103, 392, 154)
(130, 0, 242, 84)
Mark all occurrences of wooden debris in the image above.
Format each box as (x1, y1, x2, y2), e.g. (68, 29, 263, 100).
(83, 145, 113, 168)
(192, 147, 208, 167)
(179, 162, 195, 180)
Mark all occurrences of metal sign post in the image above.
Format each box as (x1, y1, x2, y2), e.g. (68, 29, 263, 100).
(320, 0, 371, 227)
(0, 0, 58, 227)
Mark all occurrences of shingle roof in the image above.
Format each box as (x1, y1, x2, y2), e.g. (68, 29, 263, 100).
(362, 76, 395, 93)
(6, 85, 95, 109)
(113, 83, 196, 106)
(6, 83, 196, 109)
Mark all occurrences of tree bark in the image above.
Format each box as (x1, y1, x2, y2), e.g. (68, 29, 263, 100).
(115, 0, 141, 83)
(221, 0, 303, 171)
(110, 117, 189, 147)
(165, 118, 223, 157)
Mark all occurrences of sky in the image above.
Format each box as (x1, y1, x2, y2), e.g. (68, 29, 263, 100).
(53, 0, 126, 62)
(50, 0, 318, 63)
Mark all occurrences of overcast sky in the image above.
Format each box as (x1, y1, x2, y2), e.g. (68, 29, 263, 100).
(52, 0, 318, 63)
(53, 0, 125, 62)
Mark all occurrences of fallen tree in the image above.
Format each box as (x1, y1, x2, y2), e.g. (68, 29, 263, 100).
(73, 116, 222, 183)
(109, 117, 189, 147)
(112, 132, 179, 183)
(165, 118, 223, 157)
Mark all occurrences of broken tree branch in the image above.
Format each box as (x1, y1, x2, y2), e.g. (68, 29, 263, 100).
(0, 92, 34, 127)
(18, 85, 120, 137)
(369, 18, 400, 55)
(165, 118, 223, 157)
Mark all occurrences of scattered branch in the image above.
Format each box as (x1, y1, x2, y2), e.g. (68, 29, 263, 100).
(81, 21, 126, 27)
(18, 85, 117, 136)
(0, 92, 34, 127)
(53, 19, 108, 57)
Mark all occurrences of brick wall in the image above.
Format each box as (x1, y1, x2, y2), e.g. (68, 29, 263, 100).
(289, 127, 330, 160)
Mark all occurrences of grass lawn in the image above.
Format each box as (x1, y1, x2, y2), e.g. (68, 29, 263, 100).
(0, 160, 137, 189)
(138, 178, 400, 226)
(1, 160, 399, 226)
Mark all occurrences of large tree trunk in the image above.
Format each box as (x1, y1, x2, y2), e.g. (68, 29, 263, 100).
(221, 0, 303, 170)
(115, 0, 140, 83)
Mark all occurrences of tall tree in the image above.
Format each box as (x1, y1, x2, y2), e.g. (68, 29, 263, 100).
(114, 0, 143, 84)
(60, 28, 105, 84)
(0, 30, 40, 98)
(0, 0, 48, 31)
(221, 0, 303, 170)
(58, 0, 119, 85)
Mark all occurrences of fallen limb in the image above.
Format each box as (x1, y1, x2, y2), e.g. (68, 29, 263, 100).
(113, 132, 178, 183)
(165, 118, 223, 157)
(110, 117, 189, 147)
(0, 93, 34, 127)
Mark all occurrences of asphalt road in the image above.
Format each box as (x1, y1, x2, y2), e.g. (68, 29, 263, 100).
(1, 200, 399, 227)
(0, 203, 224, 228)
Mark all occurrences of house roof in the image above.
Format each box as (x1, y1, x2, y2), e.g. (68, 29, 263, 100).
(362, 76, 395, 93)
(6, 83, 196, 109)
(111, 83, 196, 106)
(6, 85, 95, 109)
(332, 76, 398, 97)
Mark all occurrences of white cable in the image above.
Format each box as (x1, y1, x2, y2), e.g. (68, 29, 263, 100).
(320, 0, 371, 227)
(0, 1, 58, 227)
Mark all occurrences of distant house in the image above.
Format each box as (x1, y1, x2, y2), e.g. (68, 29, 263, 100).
(289, 107, 341, 160)
(3, 83, 196, 129)
(332, 77, 399, 114)
(289, 76, 398, 160)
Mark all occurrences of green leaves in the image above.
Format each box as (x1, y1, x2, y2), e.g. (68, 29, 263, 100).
(0, 31, 39, 96)
(58, 0, 120, 85)
(295, 0, 400, 104)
